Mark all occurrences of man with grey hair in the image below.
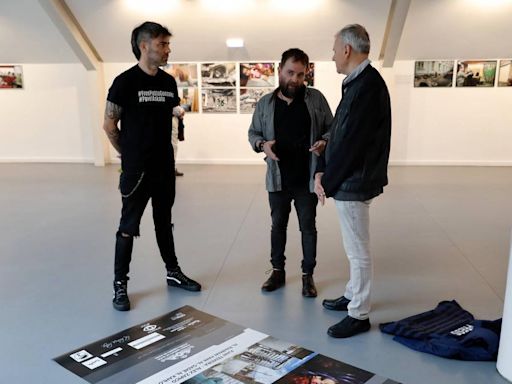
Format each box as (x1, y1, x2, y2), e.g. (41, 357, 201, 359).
(314, 24, 391, 338)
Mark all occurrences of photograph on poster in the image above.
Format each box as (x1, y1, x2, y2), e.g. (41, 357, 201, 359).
(178, 87, 200, 112)
(164, 63, 198, 87)
(201, 63, 236, 87)
(0, 65, 23, 88)
(202, 88, 237, 113)
(414, 60, 454, 87)
(184, 336, 315, 384)
(305, 62, 315, 87)
(240, 63, 275, 87)
(275, 354, 400, 384)
(498, 60, 512, 87)
(240, 88, 273, 113)
(456, 60, 497, 87)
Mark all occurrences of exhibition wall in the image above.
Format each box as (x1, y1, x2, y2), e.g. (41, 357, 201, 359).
(1, 59, 510, 165)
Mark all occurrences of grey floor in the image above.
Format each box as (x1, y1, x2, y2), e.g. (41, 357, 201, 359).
(1, 164, 510, 384)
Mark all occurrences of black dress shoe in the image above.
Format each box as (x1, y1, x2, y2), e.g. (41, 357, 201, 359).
(302, 274, 317, 297)
(175, 169, 184, 176)
(322, 295, 351, 311)
(261, 270, 285, 292)
(327, 315, 371, 338)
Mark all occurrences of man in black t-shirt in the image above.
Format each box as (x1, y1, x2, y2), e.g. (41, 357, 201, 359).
(103, 21, 201, 311)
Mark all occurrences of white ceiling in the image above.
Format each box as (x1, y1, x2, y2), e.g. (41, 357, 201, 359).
(0, 0, 511, 65)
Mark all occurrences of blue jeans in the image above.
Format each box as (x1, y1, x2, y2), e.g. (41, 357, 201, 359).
(114, 171, 177, 281)
(268, 186, 318, 274)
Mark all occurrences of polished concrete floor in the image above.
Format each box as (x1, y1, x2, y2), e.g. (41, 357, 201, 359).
(0, 164, 510, 384)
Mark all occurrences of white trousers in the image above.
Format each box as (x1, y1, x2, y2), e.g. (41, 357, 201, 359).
(171, 116, 179, 161)
(335, 199, 373, 320)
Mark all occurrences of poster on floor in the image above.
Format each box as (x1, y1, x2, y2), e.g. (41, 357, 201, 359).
(54, 306, 400, 384)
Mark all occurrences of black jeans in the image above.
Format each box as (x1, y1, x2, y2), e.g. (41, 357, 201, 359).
(114, 171, 178, 281)
(268, 185, 318, 274)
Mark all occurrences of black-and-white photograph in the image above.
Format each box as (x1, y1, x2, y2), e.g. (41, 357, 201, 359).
(239, 88, 273, 114)
(456, 60, 497, 87)
(414, 61, 454, 87)
(201, 63, 236, 88)
(498, 60, 512, 87)
(202, 88, 237, 113)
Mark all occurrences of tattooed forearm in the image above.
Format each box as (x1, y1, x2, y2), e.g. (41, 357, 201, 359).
(105, 128, 121, 154)
(105, 101, 122, 119)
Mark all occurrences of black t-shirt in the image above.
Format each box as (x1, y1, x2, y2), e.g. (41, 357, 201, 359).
(107, 65, 180, 174)
(273, 87, 311, 188)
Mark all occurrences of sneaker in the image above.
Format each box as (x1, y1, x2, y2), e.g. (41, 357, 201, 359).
(261, 269, 285, 292)
(167, 268, 201, 291)
(327, 315, 370, 338)
(113, 280, 130, 311)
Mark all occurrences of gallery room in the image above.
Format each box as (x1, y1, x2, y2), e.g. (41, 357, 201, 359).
(1, 0, 512, 383)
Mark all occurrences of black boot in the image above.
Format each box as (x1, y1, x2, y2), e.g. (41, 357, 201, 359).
(322, 295, 351, 311)
(113, 280, 130, 311)
(302, 274, 317, 297)
(261, 269, 285, 292)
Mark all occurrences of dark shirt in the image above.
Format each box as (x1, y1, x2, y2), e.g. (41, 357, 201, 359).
(107, 65, 180, 175)
(273, 87, 311, 188)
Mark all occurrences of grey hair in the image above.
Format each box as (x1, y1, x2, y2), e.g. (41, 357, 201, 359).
(335, 24, 370, 54)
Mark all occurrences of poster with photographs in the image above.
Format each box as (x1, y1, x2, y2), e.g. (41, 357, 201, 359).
(414, 60, 454, 87)
(240, 88, 273, 114)
(55, 305, 401, 384)
(498, 60, 512, 87)
(0, 65, 23, 89)
(164, 63, 199, 112)
(201, 63, 236, 87)
(456, 60, 497, 87)
(202, 88, 237, 113)
(305, 62, 315, 87)
(240, 63, 275, 87)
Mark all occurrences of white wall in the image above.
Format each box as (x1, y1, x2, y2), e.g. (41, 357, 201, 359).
(0, 63, 95, 162)
(387, 61, 512, 166)
(2, 60, 511, 166)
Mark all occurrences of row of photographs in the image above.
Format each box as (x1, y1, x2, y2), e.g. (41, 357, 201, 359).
(164, 62, 315, 114)
(414, 59, 512, 88)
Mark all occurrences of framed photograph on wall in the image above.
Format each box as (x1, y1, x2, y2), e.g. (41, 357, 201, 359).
(0, 65, 23, 89)
(414, 60, 454, 87)
(456, 60, 497, 87)
(239, 88, 273, 113)
(164, 63, 199, 112)
(201, 63, 236, 87)
(240, 62, 275, 87)
(498, 60, 512, 87)
(202, 88, 237, 113)
(305, 62, 315, 87)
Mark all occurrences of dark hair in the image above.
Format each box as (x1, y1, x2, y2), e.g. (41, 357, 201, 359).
(131, 21, 172, 60)
(279, 48, 309, 68)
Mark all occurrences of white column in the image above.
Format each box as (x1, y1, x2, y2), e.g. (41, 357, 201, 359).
(497, 232, 512, 381)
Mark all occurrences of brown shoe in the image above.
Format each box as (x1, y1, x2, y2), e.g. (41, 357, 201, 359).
(302, 274, 317, 297)
(261, 269, 285, 292)
(175, 169, 184, 176)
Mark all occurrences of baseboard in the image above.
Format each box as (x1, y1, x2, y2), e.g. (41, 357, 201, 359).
(0, 157, 95, 163)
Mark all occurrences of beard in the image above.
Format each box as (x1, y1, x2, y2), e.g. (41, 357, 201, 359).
(279, 79, 303, 99)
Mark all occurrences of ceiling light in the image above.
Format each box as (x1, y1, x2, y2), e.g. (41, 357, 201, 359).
(226, 38, 244, 48)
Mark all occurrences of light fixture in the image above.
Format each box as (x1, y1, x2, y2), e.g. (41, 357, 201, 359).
(226, 38, 244, 48)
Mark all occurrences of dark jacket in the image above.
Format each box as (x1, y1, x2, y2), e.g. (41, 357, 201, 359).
(317, 65, 391, 200)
